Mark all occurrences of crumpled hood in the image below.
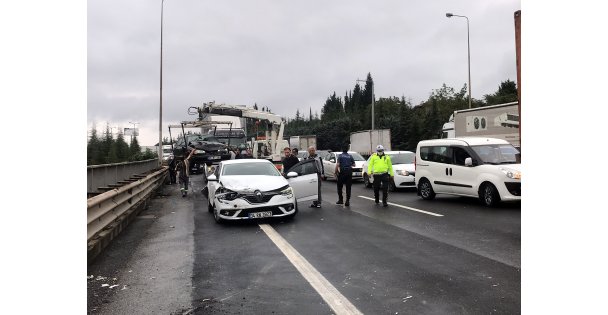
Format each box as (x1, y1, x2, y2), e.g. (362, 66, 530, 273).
(219, 175, 289, 193)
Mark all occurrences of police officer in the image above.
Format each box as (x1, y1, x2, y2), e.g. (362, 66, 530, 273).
(306, 146, 324, 208)
(335, 146, 355, 206)
(367, 145, 394, 207)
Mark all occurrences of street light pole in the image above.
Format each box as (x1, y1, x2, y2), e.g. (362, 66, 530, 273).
(356, 79, 374, 130)
(158, 0, 165, 165)
(446, 13, 472, 109)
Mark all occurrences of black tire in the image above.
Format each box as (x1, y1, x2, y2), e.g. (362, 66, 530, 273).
(207, 199, 214, 213)
(479, 183, 500, 207)
(418, 178, 436, 200)
(363, 174, 372, 188)
(389, 179, 397, 192)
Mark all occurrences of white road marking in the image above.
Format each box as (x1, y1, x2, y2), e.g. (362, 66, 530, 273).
(259, 224, 363, 315)
(357, 196, 444, 217)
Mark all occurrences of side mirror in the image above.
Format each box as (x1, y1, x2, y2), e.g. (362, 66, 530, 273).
(464, 157, 473, 167)
(286, 172, 298, 178)
(207, 174, 218, 181)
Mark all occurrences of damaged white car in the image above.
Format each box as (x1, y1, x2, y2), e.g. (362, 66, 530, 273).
(204, 159, 319, 223)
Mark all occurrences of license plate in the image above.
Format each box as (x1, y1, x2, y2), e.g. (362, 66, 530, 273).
(211, 156, 221, 160)
(249, 211, 272, 218)
(353, 172, 362, 176)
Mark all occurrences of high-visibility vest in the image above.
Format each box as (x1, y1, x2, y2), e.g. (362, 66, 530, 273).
(367, 153, 394, 176)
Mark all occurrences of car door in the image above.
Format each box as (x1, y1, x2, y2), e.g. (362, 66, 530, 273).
(419, 145, 453, 194)
(449, 146, 478, 196)
(207, 164, 222, 201)
(322, 153, 333, 179)
(286, 159, 319, 202)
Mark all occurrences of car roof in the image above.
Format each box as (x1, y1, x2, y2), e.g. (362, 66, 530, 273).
(418, 137, 510, 147)
(383, 150, 414, 154)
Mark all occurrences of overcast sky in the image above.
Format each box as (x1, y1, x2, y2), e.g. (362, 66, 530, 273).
(88, 0, 521, 146)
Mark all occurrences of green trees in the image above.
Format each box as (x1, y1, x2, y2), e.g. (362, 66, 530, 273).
(87, 125, 157, 165)
(284, 74, 518, 151)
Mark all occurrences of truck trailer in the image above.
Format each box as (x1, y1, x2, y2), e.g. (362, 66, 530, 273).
(442, 102, 520, 148)
(349, 129, 392, 156)
(289, 135, 317, 151)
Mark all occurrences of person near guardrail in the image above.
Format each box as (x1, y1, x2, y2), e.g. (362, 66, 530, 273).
(367, 145, 394, 207)
(335, 146, 355, 207)
(176, 148, 196, 197)
(306, 146, 324, 208)
(168, 154, 177, 184)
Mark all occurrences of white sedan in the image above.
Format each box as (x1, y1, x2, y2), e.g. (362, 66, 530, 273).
(321, 151, 367, 181)
(205, 159, 320, 223)
(362, 151, 416, 191)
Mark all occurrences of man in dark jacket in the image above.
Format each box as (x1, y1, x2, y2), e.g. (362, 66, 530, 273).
(282, 147, 300, 174)
(306, 146, 324, 208)
(335, 147, 355, 206)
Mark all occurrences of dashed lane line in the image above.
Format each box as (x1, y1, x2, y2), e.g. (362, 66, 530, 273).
(357, 195, 444, 217)
(258, 224, 363, 315)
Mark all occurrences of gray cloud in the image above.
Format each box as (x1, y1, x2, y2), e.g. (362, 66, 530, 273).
(88, 0, 521, 145)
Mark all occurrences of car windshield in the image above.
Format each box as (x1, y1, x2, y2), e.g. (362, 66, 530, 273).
(471, 144, 520, 165)
(388, 152, 415, 164)
(349, 152, 365, 161)
(222, 163, 282, 176)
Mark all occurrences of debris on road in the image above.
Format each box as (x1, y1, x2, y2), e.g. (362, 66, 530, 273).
(109, 284, 119, 289)
(121, 285, 128, 290)
(170, 226, 175, 228)
(88, 275, 94, 279)
(95, 276, 107, 281)
(101, 284, 109, 287)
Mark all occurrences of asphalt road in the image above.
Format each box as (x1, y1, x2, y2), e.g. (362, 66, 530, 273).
(88, 173, 521, 314)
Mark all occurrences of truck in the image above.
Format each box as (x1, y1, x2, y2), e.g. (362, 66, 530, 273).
(289, 135, 317, 151)
(349, 129, 392, 157)
(441, 101, 520, 148)
(193, 102, 288, 170)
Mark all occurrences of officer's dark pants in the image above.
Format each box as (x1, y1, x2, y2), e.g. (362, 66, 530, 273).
(337, 169, 353, 202)
(373, 173, 389, 204)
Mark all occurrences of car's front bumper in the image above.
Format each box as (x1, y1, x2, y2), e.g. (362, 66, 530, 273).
(394, 174, 416, 188)
(214, 195, 297, 220)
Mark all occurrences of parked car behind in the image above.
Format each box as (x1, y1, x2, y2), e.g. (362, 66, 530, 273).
(204, 159, 320, 223)
(414, 137, 521, 207)
(321, 151, 366, 181)
(362, 151, 416, 191)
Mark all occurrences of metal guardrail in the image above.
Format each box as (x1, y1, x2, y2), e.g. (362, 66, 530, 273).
(87, 159, 159, 194)
(87, 167, 167, 241)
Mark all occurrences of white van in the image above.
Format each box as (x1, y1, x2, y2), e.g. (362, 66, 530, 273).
(414, 137, 521, 206)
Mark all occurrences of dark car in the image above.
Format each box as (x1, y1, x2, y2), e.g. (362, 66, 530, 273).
(173, 134, 232, 173)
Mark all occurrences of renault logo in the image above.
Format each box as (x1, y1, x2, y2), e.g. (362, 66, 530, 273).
(254, 190, 263, 202)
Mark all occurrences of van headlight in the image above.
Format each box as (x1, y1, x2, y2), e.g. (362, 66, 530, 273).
(280, 187, 294, 198)
(501, 168, 521, 179)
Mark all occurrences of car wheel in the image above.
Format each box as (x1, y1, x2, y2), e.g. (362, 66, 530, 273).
(418, 178, 435, 200)
(363, 174, 372, 188)
(389, 179, 397, 192)
(479, 183, 500, 207)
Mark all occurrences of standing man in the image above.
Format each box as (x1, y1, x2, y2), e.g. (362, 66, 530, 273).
(367, 145, 394, 207)
(306, 146, 324, 208)
(282, 147, 299, 174)
(168, 153, 177, 184)
(176, 147, 196, 197)
(335, 146, 355, 206)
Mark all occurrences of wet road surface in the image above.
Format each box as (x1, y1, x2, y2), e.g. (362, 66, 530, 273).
(88, 173, 520, 314)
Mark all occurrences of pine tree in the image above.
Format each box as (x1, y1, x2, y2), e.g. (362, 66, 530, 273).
(115, 131, 130, 161)
(87, 126, 101, 165)
(100, 124, 114, 164)
(130, 136, 141, 161)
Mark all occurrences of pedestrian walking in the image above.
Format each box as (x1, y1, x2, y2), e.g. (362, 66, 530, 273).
(176, 148, 196, 197)
(367, 145, 394, 207)
(306, 146, 324, 208)
(282, 147, 300, 174)
(335, 146, 355, 206)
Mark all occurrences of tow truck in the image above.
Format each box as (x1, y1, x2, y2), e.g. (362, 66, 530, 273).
(192, 102, 289, 171)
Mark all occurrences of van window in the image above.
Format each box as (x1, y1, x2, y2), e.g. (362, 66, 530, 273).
(471, 144, 520, 165)
(452, 147, 472, 166)
(419, 146, 450, 164)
